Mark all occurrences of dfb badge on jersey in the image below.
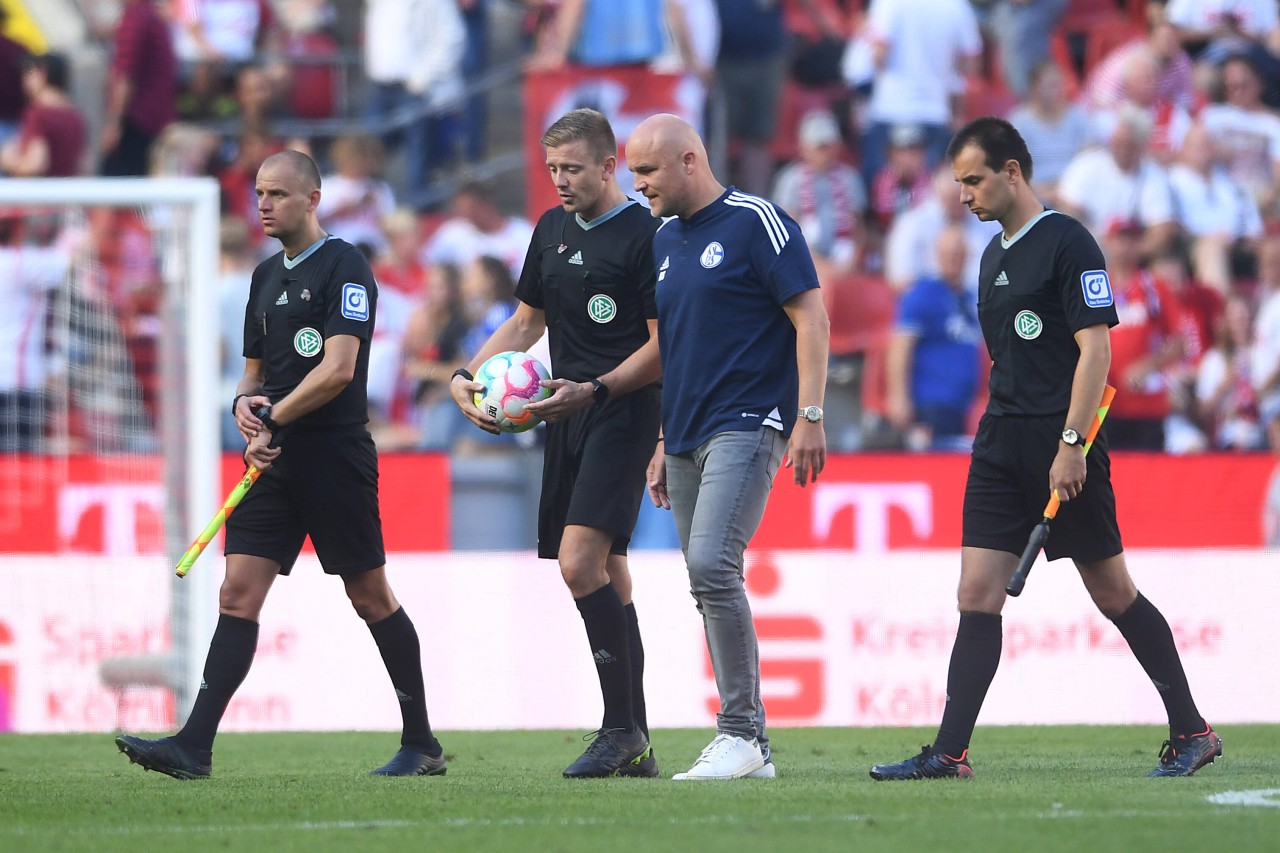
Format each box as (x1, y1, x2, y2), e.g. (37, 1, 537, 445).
(1081, 270, 1113, 308)
(342, 283, 370, 321)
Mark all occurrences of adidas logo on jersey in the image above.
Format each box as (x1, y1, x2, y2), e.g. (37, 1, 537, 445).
(276, 291, 289, 305)
(568, 250, 584, 265)
(994, 270, 1010, 287)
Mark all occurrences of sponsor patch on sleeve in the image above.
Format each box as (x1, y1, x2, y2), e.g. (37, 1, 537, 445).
(1081, 270, 1113, 308)
(341, 283, 370, 321)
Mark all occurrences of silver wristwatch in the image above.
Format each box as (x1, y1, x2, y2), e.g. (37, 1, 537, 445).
(1061, 428, 1083, 446)
(798, 405, 824, 423)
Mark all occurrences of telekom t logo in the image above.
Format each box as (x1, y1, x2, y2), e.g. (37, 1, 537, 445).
(58, 484, 165, 554)
(811, 483, 933, 552)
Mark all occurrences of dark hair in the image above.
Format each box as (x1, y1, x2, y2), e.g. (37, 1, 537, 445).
(541, 108, 617, 164)
(27, 52, 71, 92)
(946, 116, 1034, 182)
(475, 255, 515, 303)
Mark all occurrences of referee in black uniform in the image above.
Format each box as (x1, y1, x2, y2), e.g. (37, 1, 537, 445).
(450, 109, 662, 778)
(871, 117, 1220, 781)
(117, 150, 445, 779)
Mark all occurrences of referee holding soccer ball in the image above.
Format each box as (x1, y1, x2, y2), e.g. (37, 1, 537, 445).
(450, 109, 663, 778)
(116, 150, 446, 779)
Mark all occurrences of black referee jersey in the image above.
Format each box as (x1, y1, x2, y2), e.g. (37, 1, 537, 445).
(243, 236, 377, 429)
(515, 200, 660, 382)
(976, 210, 1119, 417)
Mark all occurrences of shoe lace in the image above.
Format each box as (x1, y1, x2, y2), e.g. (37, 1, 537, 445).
(1156, 739, 1176, 764)
(580, 728, 624, 756)
(695, 734, 744, 765)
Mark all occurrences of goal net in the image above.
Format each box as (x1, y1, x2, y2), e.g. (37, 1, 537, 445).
(0, 178, 220, 733)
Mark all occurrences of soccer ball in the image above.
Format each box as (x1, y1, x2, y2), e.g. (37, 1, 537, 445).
(472, 351, 552, 433)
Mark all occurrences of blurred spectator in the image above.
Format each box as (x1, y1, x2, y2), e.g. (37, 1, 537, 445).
(364, 0, 464, 204)
(0, 53, 87, 177)
(884, 225, 981, 452)
(1265, 418, 1280, 542)
(884, 164, 998, 295)
(856, 0, 981, 189)
(0, 215, 71, 452)
(986, 0, 1068, 100)
(1090, 47, 1193, 164)
(1164, 0, 1280, 89)
(454, 254, 518, 453)
(217, 216, 257, 450)
(231, 64, 278, 131)
(771, 109, 866, 278)
(1085, 20, 1196, 112)
(1168, 120, 1263, 292)
(651, 0, 720, 128)
(1008, 58, 1093, 207)
(456, 0, 492, 164)
(372, 207, 428, 297)
(1198, 54, 1280, 219)
(317, 133, 397, 255)
(403, 261, 469, 449)
(420, 181, 533, 282)
(1251, 235, 1280, 426)
(274, 0, 341, 121)
(0, 8, 30, 148)
(150, 122, 220, 177)
(1102, 217, 1188, 451)
(459, 254, 518, 359)
(1057, 104, 1178, 254)
(869, 122, 933, 233)
(1196, 293, 1267, 449)
(712, 0, 790, 196)
(367, 275, 419, 450)
(101, 0, 178, 177)
(217, 128, 283, 253)
(533, 0, 666, 68)
(1151, 244, 1222, 453)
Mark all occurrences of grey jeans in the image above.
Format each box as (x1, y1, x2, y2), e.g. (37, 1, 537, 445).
(666, 428, 785, 748)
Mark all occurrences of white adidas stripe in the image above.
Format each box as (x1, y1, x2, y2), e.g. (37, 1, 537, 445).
(725, 192, 789, 255)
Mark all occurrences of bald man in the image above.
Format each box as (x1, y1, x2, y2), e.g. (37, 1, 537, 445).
(116, 150, 447, 779)
(628, 114, 830, 780)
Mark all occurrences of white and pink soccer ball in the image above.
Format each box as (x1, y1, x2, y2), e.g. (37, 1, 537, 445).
(472, 351, 552, 433)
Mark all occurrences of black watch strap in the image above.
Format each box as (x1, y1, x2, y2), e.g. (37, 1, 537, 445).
(451, 368, 474, 382)
(254, 404, 281, 433)
(232, 393, 248, 418)
(591, 378, 609, 406)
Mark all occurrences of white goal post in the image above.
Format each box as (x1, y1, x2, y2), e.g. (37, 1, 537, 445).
(0, 177, 221, 724)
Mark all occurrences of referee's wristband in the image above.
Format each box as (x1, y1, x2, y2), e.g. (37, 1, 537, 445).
(232, 394, 248, 418)
(451, 368, 474, 382)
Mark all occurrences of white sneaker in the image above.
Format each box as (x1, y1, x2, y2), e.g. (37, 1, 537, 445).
(745, 760, 776, 778)
(672, 734, 765, 780)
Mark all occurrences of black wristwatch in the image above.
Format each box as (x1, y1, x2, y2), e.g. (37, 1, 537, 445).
(590, 378, 610, 406)
(1061, 428, 1084, 447)
(255, 404, 281, 433)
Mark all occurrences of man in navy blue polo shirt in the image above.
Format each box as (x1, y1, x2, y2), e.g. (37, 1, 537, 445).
(627, 113, 830, 780)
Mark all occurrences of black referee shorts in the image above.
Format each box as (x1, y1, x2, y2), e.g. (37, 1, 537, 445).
(962, 413, 1124, 563)
(225, 428, 386, 575)
(538, 384, 662, 560)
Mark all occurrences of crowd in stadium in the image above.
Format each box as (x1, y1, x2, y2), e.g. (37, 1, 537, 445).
(2, 0, 1280, 459)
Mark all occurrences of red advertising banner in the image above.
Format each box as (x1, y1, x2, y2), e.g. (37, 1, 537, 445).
(753, 453, 1277, 550)
(523, 67, 701, 222)
(0, 452, 451, 554)
(0, 452, 1273, 554)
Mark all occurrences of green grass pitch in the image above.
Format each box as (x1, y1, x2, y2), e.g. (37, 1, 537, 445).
(2, 726, 1277, 852)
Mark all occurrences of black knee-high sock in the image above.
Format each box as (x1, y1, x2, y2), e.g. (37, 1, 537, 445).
(1111, 593, 1205, 738)
(934, 612, 1003, 758)
(575, 583, 634, 732)
(624, 602, 648, 738)
(175, 613, 258, 758)
(369, 607, 440, 754)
